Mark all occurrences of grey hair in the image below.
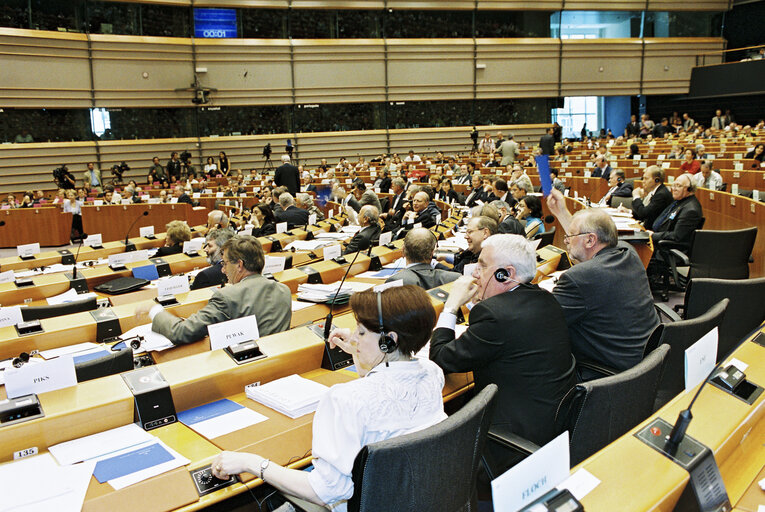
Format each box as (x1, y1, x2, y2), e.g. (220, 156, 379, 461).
(490, 200, 512, 213)
(392, 177, 405, 188)
(572, 209, 618, 248)
(482, 234, 537, 283)
(296, 193, 313, 207)
(278, 192, 295, 207)
(359, 205, 379, 224)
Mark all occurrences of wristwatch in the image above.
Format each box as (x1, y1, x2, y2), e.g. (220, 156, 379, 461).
(259, 458, 271, 481)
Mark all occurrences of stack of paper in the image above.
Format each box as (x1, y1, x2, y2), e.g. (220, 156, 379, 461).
(46, 289, 98, 305)
(120, 323, 175, 352)
(296, 283, 354, 304)
(313, 232, 349, 241)
(246, 374, 330, 419)
(177, 399, 268, 439)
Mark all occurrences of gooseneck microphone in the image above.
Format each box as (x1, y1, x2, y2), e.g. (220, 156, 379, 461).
(323, 248, 362, 341)
(0, 221, 6, 227)
(124, 210, 150, 249)
(71, 233, 88, 280)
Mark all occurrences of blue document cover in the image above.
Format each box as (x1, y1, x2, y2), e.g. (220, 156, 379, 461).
(73, 350, 110, 365)
(94, 442, 174, 483)
(535, 155, 553, 196)
(177, 399, 243, 426)
(132, 264, 159, 281)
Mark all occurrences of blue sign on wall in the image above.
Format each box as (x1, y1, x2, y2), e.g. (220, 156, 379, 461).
(194, 9, 237, 39)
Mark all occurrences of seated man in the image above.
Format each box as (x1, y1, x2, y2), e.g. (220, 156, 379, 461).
(206, 210, 231, 233)
(380, 177, 407, 228)
(353, 182, 382, 213)
(136, 235, 291, 345)
(275, 192, 310, 228)
(546, 189, 659, 380)
(510, 165, 534, 195)
(296, 193, 325, 222)
(648, 173, 703, 249)
(173, 185, 192, 205)
(343, 205, 381, 255)
(692, 161, 723, 191)
(430, 234, 576, 446)
(401, 191, 440, 230)
(331, 184, 361, 213)
(490, 200, 525, 235)
(597, 169, 633, 206)
(437, 215, 497, 275)
(508, 182, 527, 216)
(191, 228, 234, 290)
(464, 174, 487, 208)
(386, 228, 460, 288)
(631, 165, 672, 229)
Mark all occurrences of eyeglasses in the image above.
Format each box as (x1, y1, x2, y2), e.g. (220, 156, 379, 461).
(563, 232, 593, 243)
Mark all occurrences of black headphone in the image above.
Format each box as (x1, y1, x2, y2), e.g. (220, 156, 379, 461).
(376, 291, 397, 354)
(494, 268, 510, 282)
(654, 177, 661, 184)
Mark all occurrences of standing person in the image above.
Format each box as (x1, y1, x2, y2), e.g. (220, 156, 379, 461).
(218, 151, 230, 177)
(274, 155, 300, 196)
(167, 152, 182, 183)
(539, 127, 555, 156)
(82, 162, 103, 194)
(498, 134, 520, 166)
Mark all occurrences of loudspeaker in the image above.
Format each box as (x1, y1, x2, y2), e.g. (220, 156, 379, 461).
(122, 367, 177, 431)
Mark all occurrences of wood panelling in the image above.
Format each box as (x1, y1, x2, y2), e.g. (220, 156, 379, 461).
(476, 38, 560, 98)
(641, 38, 725, 95)
(560, 39, 643, 97)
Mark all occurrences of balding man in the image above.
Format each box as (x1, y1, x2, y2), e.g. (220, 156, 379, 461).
(274, 154, 300, 196)
(546, 189, 659, 380)
(592, 156, 612, 181)
(173, 185, 192, 205)
(438, 216, 497, 275)
(402, 191, 441, 229)
(386, 228, 460, 288)
(275, 192, 309, 228)
(207, 210, 230, 232)
(597, 169, 633, 206)
(631, 165, 672, 229)
(343, 205, 381, 255)
(692, 161, 723, 191)
(648, 173, 703, 249)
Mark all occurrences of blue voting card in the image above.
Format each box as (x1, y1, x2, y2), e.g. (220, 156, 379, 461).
(132, 264, 160, 281)
(177, 398, 243, 425)
(73, 350, 110, 365)
(94, 442, 174, 483)
(371, 268, 401, 279)
(535, 155, 553, 196)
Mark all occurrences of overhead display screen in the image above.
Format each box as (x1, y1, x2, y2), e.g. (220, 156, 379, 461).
(194, 9, 237, 39)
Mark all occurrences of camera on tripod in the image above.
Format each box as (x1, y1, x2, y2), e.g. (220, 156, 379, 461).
(262, 144, 272, 159)
(111, 161, 129, 181)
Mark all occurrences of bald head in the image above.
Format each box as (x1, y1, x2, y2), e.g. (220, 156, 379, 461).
(358, 205, 379, 227)
(412, 191, 429, 213)
(403, 228, 437, 264)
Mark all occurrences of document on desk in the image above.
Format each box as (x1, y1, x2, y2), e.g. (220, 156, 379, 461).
(178, 398, 268, 439)
(38, 342, 99, 360)
(49, 423, 155, 466)
(92, 439, 190, 490)
(120, 323, 175, 352)
(0, 453, 95, 512)
(46, 289, 98, 306)
(246, 374, 330, 419)
(356, 267, 402, 279)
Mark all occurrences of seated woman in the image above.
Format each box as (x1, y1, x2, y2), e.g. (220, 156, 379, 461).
(251, 203, 277, 237)
(436, 179, 462, 205)
(204, 156, 218, 177)
(211, 286, 447, 511)
(155, 220, 191, 257)
(553, 147, 568, 162)
(516, 195, 545, 239)
(679, 148, 700, 174)
(745, 143, 764, 168)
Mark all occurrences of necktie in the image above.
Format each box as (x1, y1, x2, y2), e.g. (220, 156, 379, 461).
(653, 201, 678, 231)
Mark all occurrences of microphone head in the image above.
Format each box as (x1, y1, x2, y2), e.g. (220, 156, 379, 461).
(142, 211, 149, 216)
(0, 220, 5, 226)
(544, 215, 555, 224)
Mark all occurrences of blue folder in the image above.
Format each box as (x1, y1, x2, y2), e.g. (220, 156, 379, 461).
(93, 442, 174, 483)
(132, 264, 160, 281)
(177, 399, 243, 426)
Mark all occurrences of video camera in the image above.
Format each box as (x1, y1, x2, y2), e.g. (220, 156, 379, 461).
(52, 165, 69, 187)
(111, 161, 129, 180)
(262, 143, 272, 158)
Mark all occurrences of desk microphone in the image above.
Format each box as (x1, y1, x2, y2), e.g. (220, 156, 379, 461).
(71, 232, 88, 281)
(323, 248, 362, 341)
(124, 211, 149, 250)
(0, 221, 5, 226)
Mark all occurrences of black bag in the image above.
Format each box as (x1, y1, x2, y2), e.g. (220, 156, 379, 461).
(94, 276, 149, 295)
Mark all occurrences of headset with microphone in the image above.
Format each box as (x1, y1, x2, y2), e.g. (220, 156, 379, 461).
(376, 291, 397, 354)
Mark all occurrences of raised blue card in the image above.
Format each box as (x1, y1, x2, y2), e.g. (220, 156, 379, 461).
(535, 155, 553, 196)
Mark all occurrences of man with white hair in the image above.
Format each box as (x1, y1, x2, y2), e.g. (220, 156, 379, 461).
(430, 234, 576, 446)
(275, 192, 309, 228)
(343, 205, 381, 255)
(296, 193, 325, 222)
(274, 154, 300, 196)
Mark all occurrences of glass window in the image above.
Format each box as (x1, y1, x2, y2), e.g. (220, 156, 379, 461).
(475, 11, 551, 38)
(552, 11, 642, 39)
(645, 11, 723, 38)
(293, 103, 380, 132)
(31, 0, 84, 32)
(106, 108, 195, 139)
(551, 96, 601, 139)
(289, 9, 335, 39)
(384, 10, 473, 38)
(0, 108, 92, 143)
(337, 10, 382, 38)
(240, 8, 287, 38)
(386, 100, 472, 129)
(86, 1, 139, 36)
(0, 0, 30, 29)
(140, 4, 190, 38)
(198, 105, 291, 136)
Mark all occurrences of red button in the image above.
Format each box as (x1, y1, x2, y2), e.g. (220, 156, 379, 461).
(650, 427, 662, 436)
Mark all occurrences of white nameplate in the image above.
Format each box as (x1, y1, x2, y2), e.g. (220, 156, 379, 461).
(753, 190, 760, 202)
(658, 154, 666, 160)
(182, 238, 204, 254)
(109, 249, 149, 267)
(662, 162, 670, 169)
(157, 275, 190, 297)
(463, 263, 477, 277)
(732, 184, 739, 195)
(121, 199, 132, 205)
(84, 233, 102, 247)
(435, 214, 442, 225)
(0, 270, 15, 284)
(240, 227, 253, 236)
(208, 315, 260, 351)
(93, 200, 104, 206)
(192, 192, 201, 199)
(139, 225, 155, 238)
(276, 222, 288, 234)
(0, 306, 23, 328)
(373, 280, 403, 292)
(4, 355, 78, 399)
(378, 231, 393, 246)
(141, 195, 150, 201)
(323, 244, 342, 261)
(215, 192, 224, 198)
(262, 256, 286, 275)
(685, 327, 718, 392)
(203, 189, 212, 194)
(413, 222, 423, 229)
(170, 197, 179, 204)
(328, 208, 334, 219)
(148, 198, 160, 204)
(308, 213, 317, 226)
(583, 170, 591, 178)
(17, 243, 40, 259)
(491, 431, 570, 511)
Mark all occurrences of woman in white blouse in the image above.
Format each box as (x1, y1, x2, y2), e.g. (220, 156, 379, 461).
(212, 286, 447, 510)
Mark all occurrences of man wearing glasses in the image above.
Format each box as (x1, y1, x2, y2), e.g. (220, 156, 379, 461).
(546, 189, 658, 381)
(647, 173, 703, 249)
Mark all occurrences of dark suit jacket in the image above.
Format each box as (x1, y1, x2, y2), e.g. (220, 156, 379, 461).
(498, 216, 525, 235)
(378, 177, 392, 194)
(430, 285, 576, 445)
(343, 224, 381, 255)
(274, 163, 300, 196)
(385, 263, 460, 289)
(191, 260, 225, 290)
(276, 205, 310, 229)
(539, 134, 555, 155)
(464, 188, 487, 208)
(177, 194, 192, 205)
(553, 243, 659, 379)
(591, 164, 612, 180)
(411, 202, 440, 229)
(155, 243, 183, 257)
(651, 195, 703, 248)
(631, 185, 672, 229)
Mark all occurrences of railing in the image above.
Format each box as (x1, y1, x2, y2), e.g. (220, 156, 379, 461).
(696, 44, 765, 66)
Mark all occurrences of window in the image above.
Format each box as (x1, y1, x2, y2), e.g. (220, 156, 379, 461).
(89, 108, 111, 138)
(552, 11, 642, 39)
(552, 97, 601, 139)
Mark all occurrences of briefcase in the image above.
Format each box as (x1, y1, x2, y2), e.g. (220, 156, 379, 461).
(94, 276, 150, 295)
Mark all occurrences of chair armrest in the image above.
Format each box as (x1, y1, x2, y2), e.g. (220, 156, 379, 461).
(487, 425, 541, 457)
(668, 248, 690, 267)
(655, 302, 682, 322)
(656, 240, 687, 252)
(576, 360, 618, 378)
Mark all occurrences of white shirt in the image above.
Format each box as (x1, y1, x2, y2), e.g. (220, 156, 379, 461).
(692, 171, 723, 191)
(404, 155, 421, 163)
(308, 359, 447, 510)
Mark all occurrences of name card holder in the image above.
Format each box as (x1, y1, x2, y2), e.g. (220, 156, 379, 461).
(0, 394, 44, 428)
(155, 295, 179, 307)
(58, 249, 75, 265)
(90, 308, 122, 342)
(224, 341, 266, 365)
(14, 278, 34, 288)
(65, 271, 89, 294)
(150, 258, 172, 277)
(265, 236, 282, 252)
(15, 319, 43, 336)
(299, 265, 323, 284)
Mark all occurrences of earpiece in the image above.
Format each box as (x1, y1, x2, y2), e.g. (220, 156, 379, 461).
(376, 291, 397, 354)
(655, 177, 661, 184)
(494, 268, 509, 283)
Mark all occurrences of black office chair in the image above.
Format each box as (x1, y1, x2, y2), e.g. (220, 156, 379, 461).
(610, 196, 633, 209)
(21, 296, 98, 321)
(651, 217, 706, 301)
(652, 298, 728, 411)
(656, 278, 765, 363)
(534, 226, 556, 249)
(486, 345, 670, 468)
(74, 348, 134, 383)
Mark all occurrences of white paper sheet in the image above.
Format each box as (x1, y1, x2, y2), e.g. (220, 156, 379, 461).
(95, 440, 190, 491)
(291, 301, 314, 312)
(38, 342, 99, 360)
(684, 327, 718, 392)
(183, 406, 268, 439)
(120, 323, 175, 352)
(46, 289, 98, 306)
(48, 423, 155, 466)
(557, 468, 601, 501)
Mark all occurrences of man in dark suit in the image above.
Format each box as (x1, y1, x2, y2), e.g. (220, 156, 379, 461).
(191, 228, 234, 290)
(380, 177, 407, 229)
(490, 200, 525, 235)
(386, 228, 460, 288)
(464, 174, 487, 208)
(631, 165, 672, 229)
(332, 184, 361, 214)
(343, 205, 381, 255)
(539, 127, 555, 156)
(597, 169, 633, 206)
(436, 215, 497, 275)
(274, 155, 300, 196)
(648, 173, 703, 249)
(625, 114, 640, 137)
(275, 193, 310, 228)
(430, 234, 576, 446)
(591, 156, 612, 180)
(401, 191, 441, 231)
(546, 190, 659, 380)
(173, 185, 192, 205)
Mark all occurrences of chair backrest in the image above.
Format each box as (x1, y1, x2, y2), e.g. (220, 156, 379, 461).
(348, 384, 498, 512)
(555, 344, 670, 467)
(611, 196, 633, 209)
(534, 226, 556, 249)
(684, 278, 765, 362)
(74, 348, 134, 383)
(21, 296, 98, 321)
(688, 227, 757, 280)
(654, 299, 729, 410)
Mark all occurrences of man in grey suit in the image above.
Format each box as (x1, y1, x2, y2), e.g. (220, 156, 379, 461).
(498, 134, 520, 166)
(386, 228, 460, 289)
(135, 235, 291, 346)
(546, 189, 659, 381)
(353, 182, 382, 213)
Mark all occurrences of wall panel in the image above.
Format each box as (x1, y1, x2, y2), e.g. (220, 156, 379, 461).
(476, 38, 560, 99)
(0, 142, 99, 192)
(641, 38, 725, 95)
(561, 39, 643, 97)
